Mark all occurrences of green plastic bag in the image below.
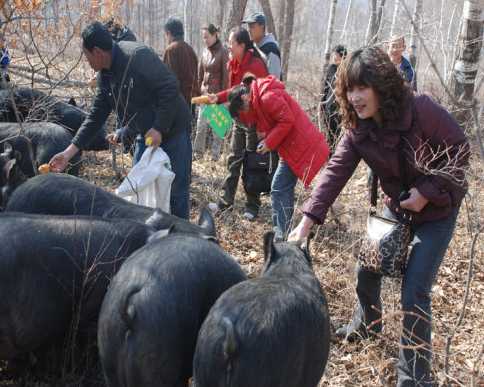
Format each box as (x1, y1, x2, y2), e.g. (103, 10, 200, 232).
(202, 104, 232, 139)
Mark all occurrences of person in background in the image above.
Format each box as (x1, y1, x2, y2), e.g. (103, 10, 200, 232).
(321, 44, 347, 152)
(49, 22, 192, 220)
(104, 17, 137, 42)
(193, 24, 229, 161)
(0, 34, 11, 84)
(163, 18, 199, 106)
(207, 27, 268, 221)
(388, 35, 416, 91)
(289, 46, 469, 387)
(228, 75, 329, 240)
(243, 12, 282, 79)
(134, 18, 198, 170)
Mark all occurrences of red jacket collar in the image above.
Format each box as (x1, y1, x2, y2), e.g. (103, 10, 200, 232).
(228, 49, 255, 77)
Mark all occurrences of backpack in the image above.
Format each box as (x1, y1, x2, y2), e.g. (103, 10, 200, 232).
(242, 150, 279, 194)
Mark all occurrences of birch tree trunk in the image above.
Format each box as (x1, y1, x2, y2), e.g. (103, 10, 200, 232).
(281, 0, 295, 76)
(322, 0, 338, 75)
(366, 0, 386, 45)
(389, 0, 399, 38)
(341, 0, 352, 43)
(258, 0, 277, 38)
(366, 0, 378, 44)
(216, 0, 225, 30)
(409, 0, 423, 69)
(184, 0, 193, 46)
(449, 0, 483, 104)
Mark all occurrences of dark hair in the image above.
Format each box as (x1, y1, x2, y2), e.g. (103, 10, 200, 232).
(164, 18, 184, 39)
(229, 27, 263, 60)
(332, 44, 347, 58)
(82, 21, 113, 52)
(228, 84, 251, 118)
(335, 46, 411, 129)
(202, 24, 220, 36)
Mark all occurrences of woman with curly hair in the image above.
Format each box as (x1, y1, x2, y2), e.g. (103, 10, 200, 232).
(289, 46, 469, 386)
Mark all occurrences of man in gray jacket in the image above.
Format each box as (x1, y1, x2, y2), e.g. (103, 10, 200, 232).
(49, 22, 192, 219)
(243, 12, 282, 79)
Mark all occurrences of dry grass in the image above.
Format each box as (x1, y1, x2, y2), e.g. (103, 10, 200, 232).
(1, 56, 482, 386)
(74, 141, 483, 387)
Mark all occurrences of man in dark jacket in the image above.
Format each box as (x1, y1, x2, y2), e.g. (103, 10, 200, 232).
(388, 36, 416, 91)
(244, 12, 282, 79)
(49, 21, 192, 219)
(163, 18, 199, 105)
(321, 44, 347, 152)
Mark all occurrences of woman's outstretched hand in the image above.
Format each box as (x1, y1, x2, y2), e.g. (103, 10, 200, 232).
(288, 215, 315, 242)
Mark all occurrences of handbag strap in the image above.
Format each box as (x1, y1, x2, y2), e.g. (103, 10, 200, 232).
(369, 136, 409, 208)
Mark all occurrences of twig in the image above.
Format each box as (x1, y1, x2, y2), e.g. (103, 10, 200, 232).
(9, 64, 89, 88)
(443, 227, 482, 380)
(399, 0, 462, 108)
(471, 343, 484, 387)
(471, 104, 484, 160)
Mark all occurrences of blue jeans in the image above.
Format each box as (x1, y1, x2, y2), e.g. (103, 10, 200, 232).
(133, 130, 192, 219)
(356, 206, 459, 386)
(270, 161, 298, 240)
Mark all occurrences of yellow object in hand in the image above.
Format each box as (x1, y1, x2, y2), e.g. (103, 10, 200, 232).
(38, 164, 50, 174)
(145, 136, 153, 147)
(191, 95, 210, 105)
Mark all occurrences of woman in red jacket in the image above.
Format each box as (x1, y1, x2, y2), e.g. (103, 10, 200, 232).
(207, 27, 268, 220)
(228, 75, 330, 239)
(289, 47, 469, 386)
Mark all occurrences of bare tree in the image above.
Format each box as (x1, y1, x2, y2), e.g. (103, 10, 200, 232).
(408, 0, 423, 91)
(281, 0, 295, 76)
(216, 0, 225, 29)
(184, 0, 193, 45)
(341, 0, 353, 43)
(366, 0, 386, 45)
(449, 0, 483, 104)
(225, 0, 248, 37)
(389, 0, 400, 38)
(277, 0, 286, 47)
(258, 0, 277, 38)
(322, 0, 338, 76)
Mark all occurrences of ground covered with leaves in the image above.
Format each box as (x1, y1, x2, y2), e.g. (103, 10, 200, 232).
(74, 144, 483, 387)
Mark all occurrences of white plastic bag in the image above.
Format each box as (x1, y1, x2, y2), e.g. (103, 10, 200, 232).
(116, 147, 175, 212)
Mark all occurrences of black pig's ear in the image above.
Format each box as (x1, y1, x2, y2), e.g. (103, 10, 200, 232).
(263, 231, 276, 263)
(198, 206, 216, 237)
(300, 232, 315, 262)
(4, 158, 16, 180)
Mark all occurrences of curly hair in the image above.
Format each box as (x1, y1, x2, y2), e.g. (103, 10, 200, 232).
(335, 46, 411, 129)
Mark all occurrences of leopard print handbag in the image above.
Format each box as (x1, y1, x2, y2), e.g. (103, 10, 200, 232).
(357, 128, 414, 277)
(357, 210, 413, 277)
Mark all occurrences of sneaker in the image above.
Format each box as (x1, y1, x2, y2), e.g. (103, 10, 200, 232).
(242, 211, 256, 221)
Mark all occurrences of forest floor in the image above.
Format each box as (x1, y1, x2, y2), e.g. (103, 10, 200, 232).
(1, 61, 483, 386)
(77, 143, 483, 387)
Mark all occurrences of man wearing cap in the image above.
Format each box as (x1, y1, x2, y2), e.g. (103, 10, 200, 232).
(388, 35, 416, 91)
(243, 12, 282, 80)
